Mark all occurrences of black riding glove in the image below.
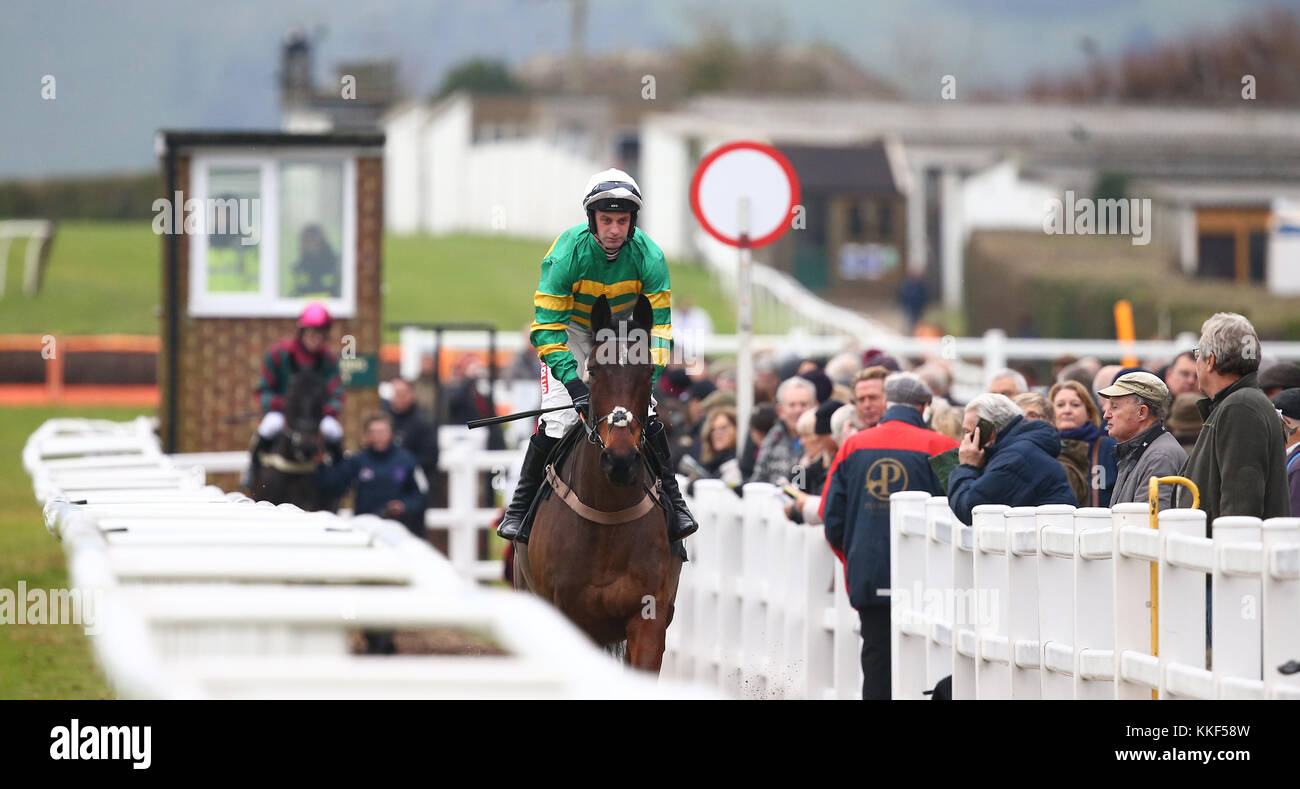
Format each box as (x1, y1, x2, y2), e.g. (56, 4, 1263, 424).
(565, 378, 591, 418)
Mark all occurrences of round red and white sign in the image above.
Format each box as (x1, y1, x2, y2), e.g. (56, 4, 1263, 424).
(689, 141, 800, 248)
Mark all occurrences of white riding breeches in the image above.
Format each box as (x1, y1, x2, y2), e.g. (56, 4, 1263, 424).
(537, 323, 657, 439)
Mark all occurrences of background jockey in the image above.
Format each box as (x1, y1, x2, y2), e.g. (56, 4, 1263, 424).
(495, 168, 699, 545)
(243, 302, 345, 488)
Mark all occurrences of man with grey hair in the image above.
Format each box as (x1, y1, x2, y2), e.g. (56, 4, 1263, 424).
(988, 368, 1028, 399)
(825, 352, 863, 388)
(947, 393, 1075, 524)
(750, 376, 817, 485)
(1176, 312, 1290, 523)
(1098, 372, 1186, 510)
(821, 371, 958, 699)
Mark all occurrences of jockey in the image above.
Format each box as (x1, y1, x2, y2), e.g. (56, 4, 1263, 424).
(243, 302, 345, 488)
(496, 168, 699, 545)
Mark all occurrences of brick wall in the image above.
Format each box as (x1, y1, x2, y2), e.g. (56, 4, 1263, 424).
(159, 153, 383, 459)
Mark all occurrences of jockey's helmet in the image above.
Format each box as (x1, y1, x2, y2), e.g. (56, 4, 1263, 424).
(298, 302, 333, 330)
(582, 169, 642, 240)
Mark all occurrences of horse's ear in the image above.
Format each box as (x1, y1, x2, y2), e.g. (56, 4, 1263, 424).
(591, 295, 612, 335)
(633, 294, 653, 334)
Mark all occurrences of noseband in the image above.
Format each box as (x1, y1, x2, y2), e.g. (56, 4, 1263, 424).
(545, 404, 662, 526)
(582, 405, 645, 452)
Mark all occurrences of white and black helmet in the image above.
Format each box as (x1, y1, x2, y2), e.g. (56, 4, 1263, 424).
(582, 168, 642, 239)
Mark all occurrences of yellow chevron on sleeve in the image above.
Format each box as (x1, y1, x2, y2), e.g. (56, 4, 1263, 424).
(650, 347, 672, 366)
(544, 234, 561, 257)
(534, 291, 573, 311)
(646, 290, 671, 309)
(530, 321, 568, 333)
(572, 279, 641, 299)
(651, 324, 672, 340)
(535, 343, 569, 357)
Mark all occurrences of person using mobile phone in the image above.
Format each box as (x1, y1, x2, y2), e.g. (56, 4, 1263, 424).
(947, 393, 1077, 526)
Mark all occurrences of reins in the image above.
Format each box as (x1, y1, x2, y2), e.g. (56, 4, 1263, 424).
(548, 405, 664, 525)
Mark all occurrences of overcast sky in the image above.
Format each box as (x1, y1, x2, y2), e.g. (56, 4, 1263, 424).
(0, 0, 1292, 178)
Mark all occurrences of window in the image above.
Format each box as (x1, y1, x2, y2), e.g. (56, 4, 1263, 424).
(188, 153, 355, 317)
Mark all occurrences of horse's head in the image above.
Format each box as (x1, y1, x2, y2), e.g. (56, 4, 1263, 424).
(281, 369, 326, 461)
(587, 293, 654, 487)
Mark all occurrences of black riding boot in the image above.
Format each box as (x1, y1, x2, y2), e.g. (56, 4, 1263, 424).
(496, 431, 559, 543)
(646, 419, 699, 543)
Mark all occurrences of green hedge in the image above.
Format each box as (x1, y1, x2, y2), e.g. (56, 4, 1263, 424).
(965, 230, 1300, 341)
(0, 172, 159, 220)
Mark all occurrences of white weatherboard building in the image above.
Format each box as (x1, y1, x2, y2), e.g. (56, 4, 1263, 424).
(384, 94, 1300, 308)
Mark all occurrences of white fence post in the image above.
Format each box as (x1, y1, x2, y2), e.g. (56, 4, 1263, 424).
(951, 515, 977, 699)
(1005, 506, 1040, 699)
(1037, 504, 1076, 699)
(1073, 507, 1115, 699)
(1158, 508, 1208, 699)
(1262, 517, 1300, 699)
(1212, 516, 1263, 698)
(972, 504, 1010, 699)
(925, 497, 955, 693)
(890, 491, 931, 699)
(1111, 502, 1156, 699)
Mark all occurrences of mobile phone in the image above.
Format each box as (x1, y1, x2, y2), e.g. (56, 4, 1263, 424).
(971, 418, 995, 450)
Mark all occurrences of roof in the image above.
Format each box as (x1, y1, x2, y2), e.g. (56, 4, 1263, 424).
(157, 130, 385, 151)
(778, 142, 898, 194)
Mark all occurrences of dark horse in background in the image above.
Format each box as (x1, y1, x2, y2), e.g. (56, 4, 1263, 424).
(249, 369, 340, 512)
(514, 294, 683, 674)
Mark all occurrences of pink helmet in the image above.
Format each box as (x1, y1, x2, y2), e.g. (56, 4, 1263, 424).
(298, 302, 333, 330)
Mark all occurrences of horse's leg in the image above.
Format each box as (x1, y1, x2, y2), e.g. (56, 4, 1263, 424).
(624, 611, 669, 675)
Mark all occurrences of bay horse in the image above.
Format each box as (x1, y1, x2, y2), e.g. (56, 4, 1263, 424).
(514, 294, 683, 673)
(251, 369, 339, 512)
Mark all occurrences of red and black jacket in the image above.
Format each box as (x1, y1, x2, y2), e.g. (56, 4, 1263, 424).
(820, 405, 957, 609)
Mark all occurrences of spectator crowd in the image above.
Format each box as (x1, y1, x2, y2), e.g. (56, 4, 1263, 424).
(639, 310, 1298, 699)
(350, 309, 1300, 699)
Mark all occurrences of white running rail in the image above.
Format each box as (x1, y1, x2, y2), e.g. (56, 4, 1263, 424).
(24, 417, 712, 699)
(890, 492, 1300, 700)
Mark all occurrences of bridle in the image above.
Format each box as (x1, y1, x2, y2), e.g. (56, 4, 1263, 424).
(581, 404, 645, 452)
(548, 400, 663, 526)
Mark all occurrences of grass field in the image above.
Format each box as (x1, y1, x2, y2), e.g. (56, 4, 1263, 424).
(0, 405, 150, 700)
(0, 221, 739, 342)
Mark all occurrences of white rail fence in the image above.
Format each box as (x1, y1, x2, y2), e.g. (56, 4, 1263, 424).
(664, 480, 864, 699)
(891, 493, 1300, 700)
(23, 417, 710, 699)
(167, 425, 521, 584)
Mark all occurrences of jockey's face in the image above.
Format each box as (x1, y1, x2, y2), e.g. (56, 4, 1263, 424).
(301, 327, 326, 353)
(594, 210, 631, 252)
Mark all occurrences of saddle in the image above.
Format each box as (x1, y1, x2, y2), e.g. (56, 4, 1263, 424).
(518, 424, 686, 560)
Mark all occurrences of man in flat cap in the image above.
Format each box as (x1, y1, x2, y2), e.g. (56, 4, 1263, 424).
(1273, 388, 1300, 517)
(1098, 371, 1187, 511)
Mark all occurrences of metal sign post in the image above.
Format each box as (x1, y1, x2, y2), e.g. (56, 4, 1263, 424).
(689, 141, 800, 452)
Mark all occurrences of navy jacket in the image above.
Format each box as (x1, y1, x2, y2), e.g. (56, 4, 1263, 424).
(315, 445, 426, 526)
(947, 415, 1076, 525)
(820, 406, 958, 609)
